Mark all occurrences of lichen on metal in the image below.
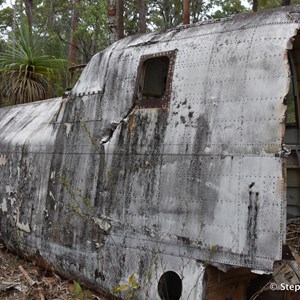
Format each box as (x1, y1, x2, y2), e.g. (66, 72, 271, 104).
(1, 5, 300, 299)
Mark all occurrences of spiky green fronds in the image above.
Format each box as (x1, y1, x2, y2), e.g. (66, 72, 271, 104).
(0, 22, 67, 104)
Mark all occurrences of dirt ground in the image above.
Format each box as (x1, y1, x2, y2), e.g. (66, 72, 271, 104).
(0, 243, 106, 300)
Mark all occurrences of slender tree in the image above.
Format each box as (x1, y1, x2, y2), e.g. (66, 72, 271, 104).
(163, 0, 172, 28)
(138, 0, 146, 33)
(183, 0, 190, 24)
(282, 0, 291, 5)
(9, 0, 16, 57)
(68, 0, 80, 67)
(252, 0, 258, 11)
(117, 0, 124, 39)
(23, 0, 33, 47)
(108, 0, 117, 44)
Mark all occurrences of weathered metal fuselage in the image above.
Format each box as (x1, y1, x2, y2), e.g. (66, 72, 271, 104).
(1, 6, 300, 299)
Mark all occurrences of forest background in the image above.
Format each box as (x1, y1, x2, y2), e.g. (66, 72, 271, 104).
(0, 0, 298, 106)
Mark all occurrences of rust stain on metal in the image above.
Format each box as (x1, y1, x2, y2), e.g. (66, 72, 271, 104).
(128, 112, 135, 134)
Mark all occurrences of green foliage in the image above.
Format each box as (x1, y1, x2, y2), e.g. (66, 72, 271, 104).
(204, 245, 218, 266)
(210, 245, 218, 253)
(112, 273, 140, 300)
(147, 0, 213, 31)
(123, 0, 215, 33)
(246, 0, 300, 10)
(73, 281, 84, 298)
(73, 281, 89, 299)
(75, 112, 100, 150)
(210, 0, 249, 19)
(124, 0, 139, 34)
(0, 22, 67, 105)
(36, 0, 109, 64)
(76, 0, 109, 60)
(0, 7, 14, 36)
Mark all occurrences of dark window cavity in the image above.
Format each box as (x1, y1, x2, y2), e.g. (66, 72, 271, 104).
(136, 50, 177, 109)
(142, 56, 169, 99)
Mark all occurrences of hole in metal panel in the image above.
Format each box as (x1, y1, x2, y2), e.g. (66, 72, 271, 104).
(158, 271, 182, 300)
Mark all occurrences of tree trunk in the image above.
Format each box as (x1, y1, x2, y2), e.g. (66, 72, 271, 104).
(12, 0, 17, 57)
(163, 0, 172, 28)
(282, 0, 291, 5)
(68, 0, 80, 67)
(252, 0, 258, 12)
(117, 0, 124, 39)
(183, 0, 190, 25)
(108, 0, 117, 44)
(139, 0, 146, 33)
(46, 0, 54, 31)
(23, 0, 34, 49)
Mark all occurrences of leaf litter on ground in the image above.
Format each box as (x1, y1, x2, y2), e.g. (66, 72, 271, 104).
(0, 243, 106, 300)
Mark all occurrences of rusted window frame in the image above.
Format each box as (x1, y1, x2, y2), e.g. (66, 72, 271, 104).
(135, 50, 177, 109)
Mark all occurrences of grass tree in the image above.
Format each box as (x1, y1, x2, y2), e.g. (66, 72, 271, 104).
(0, 23, 67, 105)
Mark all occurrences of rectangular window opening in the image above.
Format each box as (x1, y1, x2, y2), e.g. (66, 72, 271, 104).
(136, 50, 177, 109)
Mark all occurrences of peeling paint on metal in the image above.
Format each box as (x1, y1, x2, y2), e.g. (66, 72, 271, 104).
(0, 198, 7, 213)
(15, 210, 31, 233)
(5, 185, 11, 194)
(64, 123, 72, 137)
(0, 155, 7, 166)
(92, 217, 111, 233)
